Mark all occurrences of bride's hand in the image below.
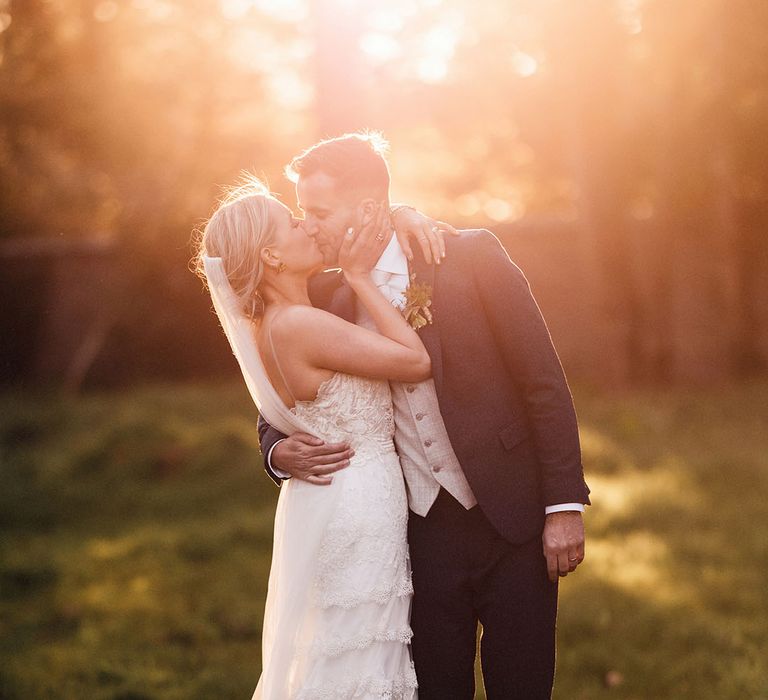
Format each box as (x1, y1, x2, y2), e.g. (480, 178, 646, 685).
(338, 202, 389, 280)
(391, 204, 460, 265)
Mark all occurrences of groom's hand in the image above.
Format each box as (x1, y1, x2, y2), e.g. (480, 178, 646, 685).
(543, 511, 585, 582)
(272, 433, 354, 486)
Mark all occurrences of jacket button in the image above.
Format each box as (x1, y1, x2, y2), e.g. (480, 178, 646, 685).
(432, 465, 442, 473)
(424, 439, 433, 447)
(415, 413, 425, 421)
(406, 386, 415, 393)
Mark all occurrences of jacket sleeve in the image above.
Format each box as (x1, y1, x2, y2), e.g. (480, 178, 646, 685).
(470, 229, 590, 506)
(258, 414, 288, 487)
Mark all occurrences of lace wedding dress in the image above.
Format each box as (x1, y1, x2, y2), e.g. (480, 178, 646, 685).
(252, 371, 418, 700)
(200, 257, 416, 698)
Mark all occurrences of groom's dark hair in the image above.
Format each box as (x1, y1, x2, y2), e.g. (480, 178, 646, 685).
(285, 131, 391, 202)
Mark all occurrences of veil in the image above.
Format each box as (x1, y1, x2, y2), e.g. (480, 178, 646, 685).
(204, 255, 350, 699)
(202, 255, 311, 436)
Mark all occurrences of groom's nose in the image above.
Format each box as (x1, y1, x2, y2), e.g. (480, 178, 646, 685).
(304, 219, 319, 236)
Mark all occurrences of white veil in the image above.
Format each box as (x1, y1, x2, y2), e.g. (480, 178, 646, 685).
(202, 255, 311, 436)
(203, 255, 355, 698)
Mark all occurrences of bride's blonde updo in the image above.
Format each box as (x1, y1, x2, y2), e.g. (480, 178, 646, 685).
(192, 176, 278, 320)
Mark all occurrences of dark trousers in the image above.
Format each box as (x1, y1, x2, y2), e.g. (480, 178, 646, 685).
(407, 488, 558, 700)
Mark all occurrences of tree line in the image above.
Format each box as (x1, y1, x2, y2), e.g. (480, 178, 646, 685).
(1, 0, 766, 387)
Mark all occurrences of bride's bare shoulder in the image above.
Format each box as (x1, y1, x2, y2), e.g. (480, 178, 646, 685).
(268, 304, 341, 339)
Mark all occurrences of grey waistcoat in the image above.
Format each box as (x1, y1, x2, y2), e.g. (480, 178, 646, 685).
(356, 304, 477, 515)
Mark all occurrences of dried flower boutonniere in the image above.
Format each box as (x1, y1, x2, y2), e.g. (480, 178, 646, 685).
(402, 274, 433, 330)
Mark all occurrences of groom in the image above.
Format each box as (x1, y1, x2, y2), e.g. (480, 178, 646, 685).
(257, 132, 590, 699)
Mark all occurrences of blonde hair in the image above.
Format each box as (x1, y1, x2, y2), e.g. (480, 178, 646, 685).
(192, 176, 278, 320)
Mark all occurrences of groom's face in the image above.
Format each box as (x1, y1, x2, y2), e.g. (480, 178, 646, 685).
(296, 171, 359, 267)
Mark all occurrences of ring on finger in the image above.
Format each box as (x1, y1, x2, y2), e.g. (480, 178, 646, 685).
(431, 225, 440, 233)
(375, 232, 385, 241)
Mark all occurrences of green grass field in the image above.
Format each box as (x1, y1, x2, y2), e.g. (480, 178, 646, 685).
(1, 379, 767, 699)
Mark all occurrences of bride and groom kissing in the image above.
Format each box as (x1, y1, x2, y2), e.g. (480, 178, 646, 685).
(194, 132, 591, 699)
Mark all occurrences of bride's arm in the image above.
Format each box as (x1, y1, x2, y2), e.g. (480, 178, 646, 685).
(336, 208, 430, 364)
(390, 203, 460, 264)
(272, 206, 430, 384)
(273, 304, 430, 385)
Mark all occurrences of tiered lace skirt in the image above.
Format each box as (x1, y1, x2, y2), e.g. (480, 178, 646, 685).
(252, 437, 417, 700)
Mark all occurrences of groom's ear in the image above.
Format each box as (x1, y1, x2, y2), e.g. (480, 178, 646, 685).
(358, 198, 378, 226)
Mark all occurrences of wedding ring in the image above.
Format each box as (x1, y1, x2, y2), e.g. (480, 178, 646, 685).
(431, 226, 439, 233)
(568, 557, 579, 562)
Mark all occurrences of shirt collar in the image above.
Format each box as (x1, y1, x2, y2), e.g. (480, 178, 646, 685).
(374, 230, 409, 276)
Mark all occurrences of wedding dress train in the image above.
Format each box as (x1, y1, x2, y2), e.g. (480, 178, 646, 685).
(252, 372, 417, 700)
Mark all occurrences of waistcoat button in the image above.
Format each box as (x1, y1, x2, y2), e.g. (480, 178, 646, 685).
(406, 386, 415, 393)
(424, 439, 433, 447)
(415, 413, 425, 421)
(432, 465, 442, 472)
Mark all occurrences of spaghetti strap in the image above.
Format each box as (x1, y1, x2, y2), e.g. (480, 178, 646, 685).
(266, 310, 298, 406)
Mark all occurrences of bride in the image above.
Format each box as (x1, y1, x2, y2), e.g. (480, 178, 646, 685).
(194, 178, 431, 699)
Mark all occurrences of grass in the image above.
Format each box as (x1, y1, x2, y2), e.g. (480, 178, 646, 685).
(1, 379, 767, 699)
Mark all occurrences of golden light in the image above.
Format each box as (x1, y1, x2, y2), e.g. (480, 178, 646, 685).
(220, 0, 307, 21)
(94, 1, 119, 22)
(220, 0, 253, 21)
(485, 197, 526, 222)
(267, 70, 314, 108)
(511, 50, 538, 78)
(335, 0, 466, 85)
(227, 27, 266, 71)
(455, 192, 483, 218)
(360, 32, 402, 63)
(418, 24, 459, 82)
(418, 55, 448, 83)
(214, 0, 471, 90)
(618, 0, 643, 34)
(133, 0, 175, 22)
(367, 6, 406, 32)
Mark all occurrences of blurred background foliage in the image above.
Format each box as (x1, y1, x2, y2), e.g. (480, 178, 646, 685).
(1, 0, 767, 389)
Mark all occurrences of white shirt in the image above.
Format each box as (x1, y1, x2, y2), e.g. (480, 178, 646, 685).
(267, 233, 584, 515)
(376, 229, 410, 278)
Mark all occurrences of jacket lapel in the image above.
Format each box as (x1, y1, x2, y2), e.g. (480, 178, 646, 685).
(409, 254, 444, 395)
